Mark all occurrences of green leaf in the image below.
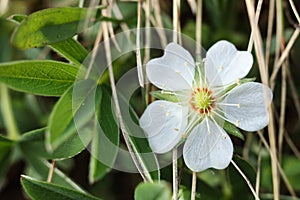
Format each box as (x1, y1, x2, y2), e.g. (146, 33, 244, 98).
(0, 134, 14, 160)
(8, 13, 88, 66)
(89, 86, 119, 183)
(0, 134, 14, 186)
(150, 90, 180, 102)
(0, 60, 80, 96)
(21, 175, 101, 200)
(20, 128, 89, 160)
(283, 156, 300, 190)
(178, 169, 222, 200)
(50, 38, 88, 66)
(11, 7, 103, 49)
(134, 182, 171, 200)
(178, 186, 192, 200)
(223, 121, 244, 140)
(224, 78, 256, 94)
(47, 80, 96, 153)
(121, 94, 160, 180)
(21, 147, 85, 192)
(7, 14, 27, 24)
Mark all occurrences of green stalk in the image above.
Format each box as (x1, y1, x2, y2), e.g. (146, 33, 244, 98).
(0, 84, 20, 140)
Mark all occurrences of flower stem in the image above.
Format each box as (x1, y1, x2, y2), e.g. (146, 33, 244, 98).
(0, 84, 20, 140)
(191, 171, 197, 200)
(172, 148, 178, 200)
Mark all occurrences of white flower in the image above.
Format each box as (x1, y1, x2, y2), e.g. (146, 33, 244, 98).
(140, 41, 272, 172)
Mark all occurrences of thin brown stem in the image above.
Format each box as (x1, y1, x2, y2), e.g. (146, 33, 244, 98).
(257, 131, 297, 197)
(286, 65, 300, 119)
(284, 130, 300, 160)
(47, 160, 56, 183)
(247, 0, 263, 52)
(278, 60, 287, 164)
(265, 0, 275, 76)
(191, 171, 197, 200)
(288, 0, 300, 23)
(195, 0, 202, 59)
(245, 1, 278, 199)
(172, 149, 178, 200)
(270, 29, 300, 89)
(231, 160, 260, 200)
(136, 0, 144, 87)
(102, 1, 152, 182)
(255, 142, 262, 197)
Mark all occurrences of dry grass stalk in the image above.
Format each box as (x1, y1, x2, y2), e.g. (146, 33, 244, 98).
(231, 160, 260, 200)
(288, 0, 300, 23)
(278, 59, 287, 164)
(136, 0, 144, 87)
(265, 0, 275, 77)
(284, 130, 300, 160)
(245, 1, 279, 199)
(102, 0, 152, 182)
(270, 29, 300, 89)
(112, 2, 131, 39)
(247, 0, 263, 52)
(257, 131, 297, 197)
(191, 171, 197, 200)
(143, 0, 151, 64)
(255, 143, 262, 198)
(153, 0, 167, 47)
(186, 0, 197, 14)
(172, 1, 180, 198)
(286, 66, 300, 119)
(195, 0, 202, 58)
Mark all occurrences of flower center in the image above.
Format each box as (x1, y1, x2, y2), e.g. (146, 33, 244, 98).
(190, 87, 215, 115)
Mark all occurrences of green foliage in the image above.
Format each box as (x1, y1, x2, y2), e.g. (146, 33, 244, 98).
(50, 38, 88, 66)
(223, 121, 244, 140)
(134, 182, 172, 200)
(47, 82, 95, 152)
(224, 77, 256, 94)
(89, 86, 120, 183)
(123, 96, 160, 180)
(0, 0, 299, 199)
(19, 129, 86, 190)
(150, 90, 181, 103)
(21, 175, 101, 200)
(228, 156, 256, 200)
(11, 7, 103, 49)
(0, 60, 79, 96)
(283, 156, 300, 191)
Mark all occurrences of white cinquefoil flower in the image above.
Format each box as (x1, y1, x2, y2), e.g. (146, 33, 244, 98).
(140, 41, 272, 172)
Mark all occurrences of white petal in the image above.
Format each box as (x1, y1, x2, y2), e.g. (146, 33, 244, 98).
(222, 82, 273, 131)
(146, 43, 195, 91)
(205, 40, 253, 86)
(183, 118, 233, 172)
(139, 100, 188, 153)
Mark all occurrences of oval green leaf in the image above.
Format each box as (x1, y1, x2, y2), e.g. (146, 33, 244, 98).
(20, 128, 88, 160)
(47, 80, 97, 153)
(50, 38, 88, 66)
(134, 182, 171, 200)
(223, 121, 244, 140)
(150, 90, 180, 103)
(11, 7, 102, 49)
(0, 60, 79, 96)
(21, 175, 101, 200)
(89, 86, 119, 183)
